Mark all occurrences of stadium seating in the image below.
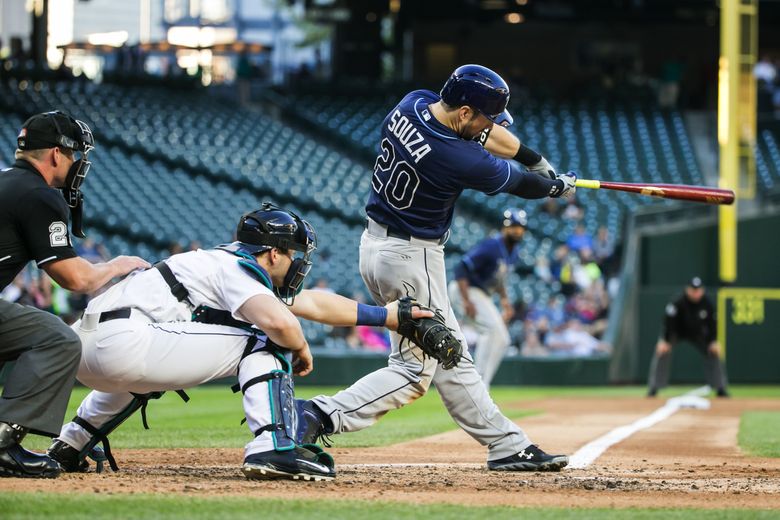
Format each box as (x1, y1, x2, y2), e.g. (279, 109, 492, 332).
(4, 78, 753, 348)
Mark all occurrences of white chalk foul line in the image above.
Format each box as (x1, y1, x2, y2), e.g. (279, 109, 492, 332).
(342, 463, 484, 469)
(567, 386, 711, 470)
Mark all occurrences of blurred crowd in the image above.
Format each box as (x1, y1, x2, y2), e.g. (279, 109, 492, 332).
(1, 227, 619, 359)
(0, 238, 109, 325)
(755, 54, 780, 117)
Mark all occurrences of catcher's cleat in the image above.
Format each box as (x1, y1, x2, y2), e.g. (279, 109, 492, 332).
(242, 445, 336, 481)
(294, 399, 333, 446)
(0, 423, 60, 479)
(48, 440, 111, 474)
(487, 445, 569, 472)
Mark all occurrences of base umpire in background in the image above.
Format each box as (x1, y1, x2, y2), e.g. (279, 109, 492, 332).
(647, 277, 730, 397)
(0, 111, 149, 478)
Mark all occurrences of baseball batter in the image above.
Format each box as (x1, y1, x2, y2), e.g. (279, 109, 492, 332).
(47, 204, 431, 481)
(299, 64, 575, 471)
(448, 208, 528, 389)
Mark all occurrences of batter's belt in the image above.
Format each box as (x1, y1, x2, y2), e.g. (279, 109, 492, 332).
(365, 217, 450, 246)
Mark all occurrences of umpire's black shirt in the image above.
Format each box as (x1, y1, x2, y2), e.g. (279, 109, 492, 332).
(0, 159, 77, 290)
(662, 293, 716, 345)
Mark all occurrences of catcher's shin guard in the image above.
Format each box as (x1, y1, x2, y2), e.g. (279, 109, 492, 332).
(50, 390, 189, 473)
(240, 369, 297, 451)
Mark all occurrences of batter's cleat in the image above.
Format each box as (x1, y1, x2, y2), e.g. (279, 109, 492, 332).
(0, 422, 60, 478)
(487, 445, 569, 472)
(716, 388, 731, 398)
(294, 399, 333, 446)
(242, 445, 336, 481)
(647, 388, 658, 398)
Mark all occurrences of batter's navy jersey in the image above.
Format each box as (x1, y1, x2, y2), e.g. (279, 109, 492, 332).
(366, 90, 524, 239)
(0, 159, 77, 290)
(453, 234, 519, 293)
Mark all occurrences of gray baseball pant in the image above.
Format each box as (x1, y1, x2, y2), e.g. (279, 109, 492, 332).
(447, 281, 510, 389)
(311, 224, 531, 460)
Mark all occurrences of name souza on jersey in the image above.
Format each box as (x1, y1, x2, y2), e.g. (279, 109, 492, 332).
(387, 110, 431, 163)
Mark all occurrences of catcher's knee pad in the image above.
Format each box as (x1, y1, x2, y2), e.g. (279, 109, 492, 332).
(240, 369, 297, 451)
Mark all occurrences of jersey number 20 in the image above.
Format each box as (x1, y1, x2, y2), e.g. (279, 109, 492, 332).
(371, 138, 420, 210)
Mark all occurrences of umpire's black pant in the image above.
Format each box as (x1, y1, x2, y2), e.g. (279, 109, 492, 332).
(647, 339, 729, 393)
(0, 299, 81, 436)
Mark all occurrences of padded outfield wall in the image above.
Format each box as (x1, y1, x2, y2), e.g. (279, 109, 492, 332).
(614, 208, 780, 384)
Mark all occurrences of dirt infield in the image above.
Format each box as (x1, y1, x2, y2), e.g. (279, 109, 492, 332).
(2, 397, 779, 509)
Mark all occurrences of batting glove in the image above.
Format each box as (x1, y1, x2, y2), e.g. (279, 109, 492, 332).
(551, 171, 577, 199)
(527, 156, 557, 180)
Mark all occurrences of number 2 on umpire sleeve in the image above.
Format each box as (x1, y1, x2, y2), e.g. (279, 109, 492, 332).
(371, 138, 420, 210)
(49, 221, 68, 247)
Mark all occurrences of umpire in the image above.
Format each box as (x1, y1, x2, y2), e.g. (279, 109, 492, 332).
(647, 277, 730, 397)
(0, 111, 149, 478)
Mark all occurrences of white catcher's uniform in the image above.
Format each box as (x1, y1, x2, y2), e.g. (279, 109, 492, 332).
(311, 221, 531, 460)
(57, 249, 288, 458)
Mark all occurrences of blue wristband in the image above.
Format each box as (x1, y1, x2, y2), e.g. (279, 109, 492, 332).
(356, 303, 388, 327)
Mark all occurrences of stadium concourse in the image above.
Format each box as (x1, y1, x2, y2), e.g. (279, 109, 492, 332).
(2, 78, 780, 350)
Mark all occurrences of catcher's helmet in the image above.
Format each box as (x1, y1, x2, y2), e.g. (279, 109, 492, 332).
(502, 208, 528, 228)
(234, 203, 317, 304)
(236, 203, 316, 255)
(440, 64, 513, 126)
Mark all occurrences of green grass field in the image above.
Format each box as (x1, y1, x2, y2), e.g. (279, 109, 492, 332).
(2, 494, 779, 520)
(739, 411, 780, 457)
(21, 384, 780, 452)
(7, 385, 780, 519)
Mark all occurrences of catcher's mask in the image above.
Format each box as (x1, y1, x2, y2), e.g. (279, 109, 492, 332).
(18, 111, 95, 238)
(233, 203, 317, 305)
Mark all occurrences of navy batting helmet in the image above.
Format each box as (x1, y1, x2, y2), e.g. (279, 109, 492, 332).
(440, 64, 513, 126)
(502, 208, 528, 228)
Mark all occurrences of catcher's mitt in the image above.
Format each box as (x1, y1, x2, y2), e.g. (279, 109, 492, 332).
(396, 297, 463, 370)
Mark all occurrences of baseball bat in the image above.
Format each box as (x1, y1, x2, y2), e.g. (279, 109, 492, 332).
(574, 179, 735, 205)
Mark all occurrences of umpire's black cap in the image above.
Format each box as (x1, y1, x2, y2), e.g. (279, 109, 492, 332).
(17, 111, 93, 152)
(687, 276, 704, 289)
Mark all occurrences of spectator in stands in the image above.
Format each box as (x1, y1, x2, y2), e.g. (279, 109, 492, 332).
(562, 197, 584, 220)
(571, 248, 601, 291)
(540, 198, 562, 218)
(520, 320, 549, 357)
(754, 55, 777, 86)
(550, 244, 569, 281)
(534, 255, 552, 283)
(168, 242, 184, 256)
(593, 226, 614, 266)
(545, 319, 610, 358)
(312, 278, 334, 293)
(0, 273, 27, 304)
(567, 224, 593, 253)
(75, 237, 109, 264)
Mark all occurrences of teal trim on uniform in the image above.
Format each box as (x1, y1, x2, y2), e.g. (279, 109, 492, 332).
(267, 370, 295, 452)
(271, 350, 292, 374)
(236, 258, 273, 290)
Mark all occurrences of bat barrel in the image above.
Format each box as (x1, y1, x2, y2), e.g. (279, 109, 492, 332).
(578, 179, 735, 205)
